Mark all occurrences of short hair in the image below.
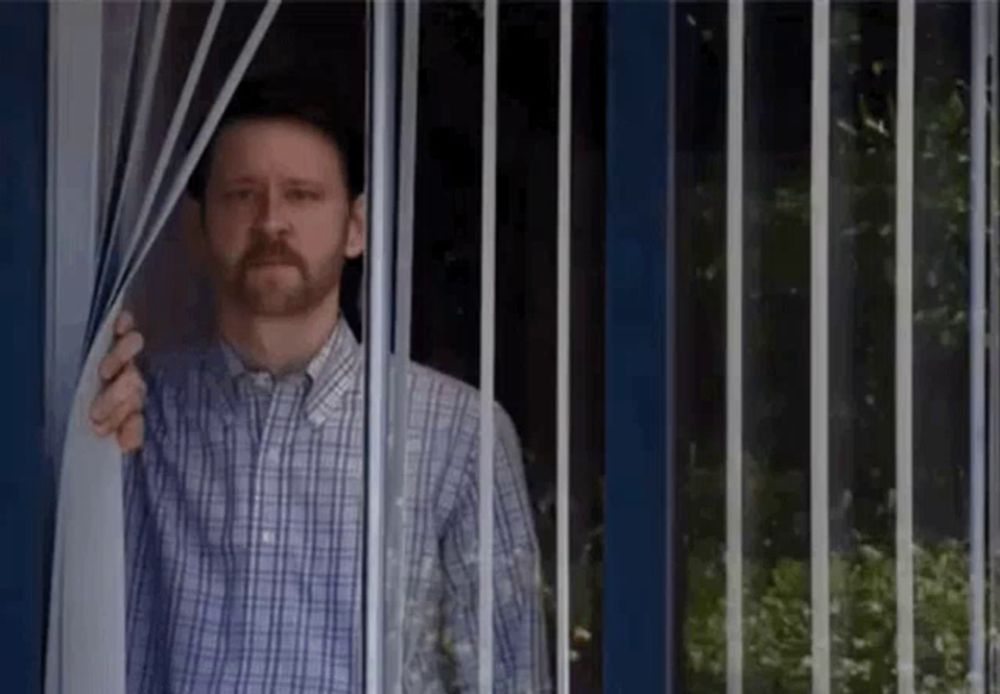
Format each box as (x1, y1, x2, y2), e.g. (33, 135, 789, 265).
(186, 77, 363, 200)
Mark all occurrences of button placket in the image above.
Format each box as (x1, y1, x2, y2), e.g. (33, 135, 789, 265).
(251, 383, 281, 554)
(253, 378, 305, 551)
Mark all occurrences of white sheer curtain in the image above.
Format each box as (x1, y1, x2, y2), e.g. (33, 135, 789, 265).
(45, 3, 281, 692)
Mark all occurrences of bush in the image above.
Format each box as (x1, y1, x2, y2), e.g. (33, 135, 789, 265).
(684, 540, 973, 692)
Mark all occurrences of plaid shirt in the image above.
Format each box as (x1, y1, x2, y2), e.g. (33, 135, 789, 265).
(123, 321, 550, 693)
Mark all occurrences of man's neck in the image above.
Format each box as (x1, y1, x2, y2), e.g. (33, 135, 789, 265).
(216, 292, 341, 376)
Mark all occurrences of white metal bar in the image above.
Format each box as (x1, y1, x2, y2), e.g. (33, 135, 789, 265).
(988, 2, 1000, 686)
(895, 1, 916, 690)
(385, 0, 420, 691)
(44, 0, 103, 477)
(366, 0, 397, 691)
(556, 1, 573, 693)
(40, 5, 90, 690)
(478, 0, 499, 689)
(725, 1, 744, 692)
(45, 5, 104, 683)
(810, 1, 831, 692)
(970, 2, 989, 691)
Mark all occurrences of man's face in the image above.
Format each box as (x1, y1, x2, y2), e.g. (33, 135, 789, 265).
(201, 117, 364, 317)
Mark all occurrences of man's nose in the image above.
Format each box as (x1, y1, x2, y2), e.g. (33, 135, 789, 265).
(252, 186, 288, 236)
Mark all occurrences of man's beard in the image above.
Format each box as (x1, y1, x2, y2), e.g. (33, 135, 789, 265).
(222, 237, 340, 317)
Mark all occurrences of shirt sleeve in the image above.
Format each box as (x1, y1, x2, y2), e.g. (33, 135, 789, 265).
(439, 405, 552, 693)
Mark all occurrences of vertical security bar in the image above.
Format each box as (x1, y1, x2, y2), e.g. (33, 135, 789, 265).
(725, 1, 745, 692)
(478, 0, 499, 690)
(970, 2, 989, 690)
(385, 0, 421, 691)
(45, 5, 104, 679)
(895, 1, 916, 691)
(45, 0, 102, 475)
(810, 1, 831, 691)
(365, 0, 397, 691)
(556, 0, 573, 692)
(988, 1, 1000, 686)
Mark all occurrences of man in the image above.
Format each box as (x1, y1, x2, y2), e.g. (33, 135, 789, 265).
(90, 79, 549, 693)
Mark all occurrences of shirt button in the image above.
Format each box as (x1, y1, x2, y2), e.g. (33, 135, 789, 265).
(261, 530, 276, 544)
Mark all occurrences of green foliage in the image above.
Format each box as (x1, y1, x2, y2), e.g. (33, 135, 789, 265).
(678, 5, 976, 693)
(683, 540, 973, 693)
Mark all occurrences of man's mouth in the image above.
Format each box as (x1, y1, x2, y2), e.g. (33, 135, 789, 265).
(247, 256, 298, 268)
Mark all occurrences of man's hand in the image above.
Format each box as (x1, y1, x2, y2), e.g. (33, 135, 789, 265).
(90, 311, 147, 453)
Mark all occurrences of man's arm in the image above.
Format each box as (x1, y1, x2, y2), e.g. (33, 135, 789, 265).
(90, 310, 146, 452)
(440, 406, 551, 693)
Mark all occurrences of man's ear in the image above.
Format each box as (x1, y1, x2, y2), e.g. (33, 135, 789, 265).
(345, 193, 366, 259)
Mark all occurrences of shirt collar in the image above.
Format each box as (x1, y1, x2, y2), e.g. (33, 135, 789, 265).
(202, 319, 363, 427)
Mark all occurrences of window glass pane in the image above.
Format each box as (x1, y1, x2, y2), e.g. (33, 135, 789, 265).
(675, 2, 728, 688)
(124, 5, 369, 692)
(912, 2, 972, 687)
(407, 3, 605, 690)
(65, 2, 609, 692)
(676, 2, 981, 692)
(676, 3, 816, 689)
(742, 3, 813, 689)
(828, 3, 899, 689)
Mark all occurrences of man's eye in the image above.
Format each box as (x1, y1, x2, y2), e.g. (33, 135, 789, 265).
(287, 188, 319, 202)
(226, 189, 255, 201)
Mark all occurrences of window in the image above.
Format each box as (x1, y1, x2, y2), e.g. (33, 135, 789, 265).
(674, 1, 994, 691)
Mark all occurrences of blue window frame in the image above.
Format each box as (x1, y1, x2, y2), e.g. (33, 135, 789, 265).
(0, 3, 47, 692)
(604, 2, 674, 691)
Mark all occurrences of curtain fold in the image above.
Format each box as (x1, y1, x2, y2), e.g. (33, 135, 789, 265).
(45, 3, 281, 692)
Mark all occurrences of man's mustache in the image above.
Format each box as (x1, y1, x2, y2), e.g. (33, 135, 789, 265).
(239, 239, 306, 273)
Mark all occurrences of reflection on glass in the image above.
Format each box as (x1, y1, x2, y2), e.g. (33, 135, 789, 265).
(678, 2, 978, 691)
(410, 4, 605, 690)
(827, 3, 900, 691)
(741, 3, 813, 690)
(912, 3, 971, 689)
(675, 2, 728, 688)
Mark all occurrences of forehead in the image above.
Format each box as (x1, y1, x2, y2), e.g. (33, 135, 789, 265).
(209, 117, 345, 182)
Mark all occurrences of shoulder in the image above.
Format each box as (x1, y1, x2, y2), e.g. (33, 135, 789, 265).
(407, 362, 517, 432)
(407, 362, 477, 412)
(406, 361, 521, 459)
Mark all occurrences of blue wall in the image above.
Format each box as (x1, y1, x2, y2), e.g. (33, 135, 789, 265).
(604, 1, 674, 691)
(0, 3, 47, 691)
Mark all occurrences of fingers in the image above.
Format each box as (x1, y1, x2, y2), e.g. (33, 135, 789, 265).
(98, 330, 145, 381)
(115, 310, 135, 337)
(91, 364, 146, 435)
(98, 396, 141, 437)
(91, 311, 148, 453)
(116, 412, 144, 454)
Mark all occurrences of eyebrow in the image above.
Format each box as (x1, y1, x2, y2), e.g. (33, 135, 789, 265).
(219, 176, 261, 187)
(283, 178, 326, 188)
(217, 176, 328, 189)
